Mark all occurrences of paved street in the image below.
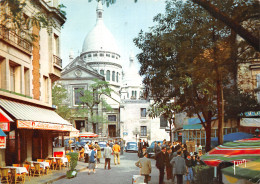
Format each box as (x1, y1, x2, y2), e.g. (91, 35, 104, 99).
(53, 152, 173, 184)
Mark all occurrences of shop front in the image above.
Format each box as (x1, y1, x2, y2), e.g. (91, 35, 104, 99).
(0, 98, 73, 166)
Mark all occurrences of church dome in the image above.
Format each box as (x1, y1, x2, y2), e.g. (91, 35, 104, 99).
(81, 2, 119, 55)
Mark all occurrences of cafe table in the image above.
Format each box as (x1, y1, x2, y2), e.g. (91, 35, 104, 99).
(30, 161, 50, 169)
(4, 166, 28, 174)
(49, 157, 68, 164)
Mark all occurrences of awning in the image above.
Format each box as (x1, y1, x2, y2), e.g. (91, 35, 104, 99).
(0, 98, 72, 131)
(0, 108, 13, 122)
(240, 118, 260, 127)
(79, 132, 98, 138)
(0, 128, 6, 136)
(183, 123, 202, 130)
(70, 127, 79, 138)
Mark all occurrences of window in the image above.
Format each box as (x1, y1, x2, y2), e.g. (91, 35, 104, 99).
(141, 108, 146, 118)
(100, 70, 104, 76)
(98, 11, 102, 18)
(108, 115, 116, 122)
(54, 34, 59, 56)
(112, 71, 115, 81)
(24, 67, 29, 96)
(74, 87, 84, 105)
(100, 53, 104, 57)
(131, 90, 137, 99)
(10, 65, 15, 92)
(160, 116, 167, 128)
(106, 53, 110, 57)
(106, 70, 110, 81)
(88, 54, 92, 57)
(140, 126, 147, 136)
(112, 55, 115, 58)
(93, 53, 98, 57)
(43, 76, 49, 103)
(116, 72, 119, 82)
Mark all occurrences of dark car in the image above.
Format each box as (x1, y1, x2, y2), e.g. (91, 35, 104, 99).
(147, 141, 163, 158)
(125, 142, 138, 152)
(98, 141, 107, 151)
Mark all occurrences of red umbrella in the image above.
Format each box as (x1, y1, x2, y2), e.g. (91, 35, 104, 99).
(79, 132, 98, 138)
(201, 138, 260, 167)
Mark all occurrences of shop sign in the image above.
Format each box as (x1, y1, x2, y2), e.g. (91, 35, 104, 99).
(0, 122, 10, 131)
(17, 120, 73, 131)
(241, 111, 260, 117)
(0, 136, 6, 149)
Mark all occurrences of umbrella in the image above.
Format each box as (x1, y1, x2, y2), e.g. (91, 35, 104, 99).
(222, 159, 260, 183)
(79, 132, 98, 138)
(201, 138, 260, 167)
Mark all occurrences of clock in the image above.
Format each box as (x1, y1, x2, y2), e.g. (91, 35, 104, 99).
(74, 69, 82, 77)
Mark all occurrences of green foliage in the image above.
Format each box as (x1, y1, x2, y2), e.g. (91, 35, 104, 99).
(193, 165, 214, 184)
(77, 79, 112, 124)
(66, 152, 78, 178)
(52, 83, 72, 120)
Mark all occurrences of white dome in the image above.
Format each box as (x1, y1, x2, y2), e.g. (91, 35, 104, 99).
(123, 56, 143, 87)
(81, 2, 119, 55)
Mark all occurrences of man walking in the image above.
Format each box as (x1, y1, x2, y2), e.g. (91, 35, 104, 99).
(84, 142, 90, 163)
(112, 142, 121, 165)
(135, 152, 151, 184)
(88, 146, 97, 175)
(170, 151, 187, 184)
(155, 145, 168, 184)
(103, 143, 112, 169)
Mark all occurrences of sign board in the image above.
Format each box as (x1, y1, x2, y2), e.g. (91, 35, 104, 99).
(123, 132, 128, 136)
(186, 140, 196, 153)
(17, 120, 73, 131)
(0, 123, 9, 131)
(0, 136, 6, 149)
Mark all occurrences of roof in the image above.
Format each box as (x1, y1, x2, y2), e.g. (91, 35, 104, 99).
(0, 98, 70, 125)
(183, 123, 202, 130)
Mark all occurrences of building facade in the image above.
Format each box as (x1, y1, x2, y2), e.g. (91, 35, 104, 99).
(0, 0, 71, 166)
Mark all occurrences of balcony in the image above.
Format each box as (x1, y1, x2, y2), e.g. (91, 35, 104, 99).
(0, 25, 32, 54)
(49, 54, 62, 82)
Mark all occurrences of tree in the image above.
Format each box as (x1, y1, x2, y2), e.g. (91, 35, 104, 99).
(134, 0, 259, 151)
(76, 79, 112, 133)
(52, 83, 72, 120)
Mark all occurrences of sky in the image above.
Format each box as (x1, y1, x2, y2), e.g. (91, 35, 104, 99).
(60, 0, 166, 70)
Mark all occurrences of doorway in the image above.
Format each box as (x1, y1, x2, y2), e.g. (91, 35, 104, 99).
(108, 125, 116, 137)
(75, 120, 85, 132)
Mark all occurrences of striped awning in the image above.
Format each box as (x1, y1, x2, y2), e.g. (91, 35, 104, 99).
(201, 138, 260, 167)
(0, 98, 72, 131)
(79, 132, 98, 138)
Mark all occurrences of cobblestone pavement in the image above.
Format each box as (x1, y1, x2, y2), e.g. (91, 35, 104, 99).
(51, 152, 175, 184)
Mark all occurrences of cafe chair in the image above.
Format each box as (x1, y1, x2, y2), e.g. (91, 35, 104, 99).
(55, 158, 62, 170)
(10, 168, 25, 184)
(49, 158, 56, 170)
(12, 164, 20, 167)
(22, 164, 31, 181)
(36, 159, 44, 162)
(44, 160, 51, 175)
(32, 163, 43, 177)
(0, 168, 10, 184)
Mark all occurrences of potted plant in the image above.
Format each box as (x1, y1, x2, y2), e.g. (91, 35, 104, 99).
(66, 152, 79, 178)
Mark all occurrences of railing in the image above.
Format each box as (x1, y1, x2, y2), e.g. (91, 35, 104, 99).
(53, 55, 62, 68)
(0, 25, 32, 53)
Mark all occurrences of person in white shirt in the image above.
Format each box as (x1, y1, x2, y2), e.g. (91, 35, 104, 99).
(84, 142, 90, 163)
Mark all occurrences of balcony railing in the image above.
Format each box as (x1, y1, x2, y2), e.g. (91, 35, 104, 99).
(53, 55, 62, 68)
(0, 25, 32, 53)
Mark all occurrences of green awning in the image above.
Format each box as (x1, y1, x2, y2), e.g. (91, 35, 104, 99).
(183, 123, 202, 130)
(0, 128, 6, 136)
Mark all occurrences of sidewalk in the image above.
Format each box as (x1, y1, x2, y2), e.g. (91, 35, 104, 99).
(25, 161, 88, 184)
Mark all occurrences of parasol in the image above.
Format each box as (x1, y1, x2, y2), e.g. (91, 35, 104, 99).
(201, 138, 260, 167)
(79, 132, 98, 138)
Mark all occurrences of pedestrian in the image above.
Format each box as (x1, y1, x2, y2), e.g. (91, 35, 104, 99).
(170, 151, 187, 184)
(155, 142, 162, 155)
(166, 147, 173, 180)
(78, 146, 85, 161)
(88, 146, 97, 175)
(155, 145, 168, 184)
(112, 142, 120, 165)
(95, 142, 101, 164)
(103, 143, 112, 169)
(84, 142, 90, 163)
(185, 152, 194, 184)
(135, 152, 151, 184)
(138, 139, 143, 158)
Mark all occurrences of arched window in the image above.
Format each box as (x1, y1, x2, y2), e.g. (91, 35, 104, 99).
(112, 71, 115, 81)
(116, 72, 119, 82)
(106, 70, 110, 81)
(100, 70, 104, 76)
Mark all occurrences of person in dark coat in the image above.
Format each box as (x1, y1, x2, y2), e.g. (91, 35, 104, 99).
(166, 147, 174, 180)
(155, 146, 168, 184)
(138, 139, 143, 158)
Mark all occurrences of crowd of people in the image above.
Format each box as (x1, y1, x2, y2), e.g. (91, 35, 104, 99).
(135, 139, 205, 184)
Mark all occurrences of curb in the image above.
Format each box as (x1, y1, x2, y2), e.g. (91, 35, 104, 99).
(44, 167, 88, 184)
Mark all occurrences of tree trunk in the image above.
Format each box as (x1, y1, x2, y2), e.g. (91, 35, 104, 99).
(205, 119, 212, 152)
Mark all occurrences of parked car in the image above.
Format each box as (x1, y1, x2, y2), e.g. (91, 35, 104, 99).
(147, 141, 163, 158)
(98, 141, 107, 150)
(125, 142, 138, 152)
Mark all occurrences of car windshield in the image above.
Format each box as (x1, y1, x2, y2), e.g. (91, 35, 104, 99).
(127, 142, 137, 146)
